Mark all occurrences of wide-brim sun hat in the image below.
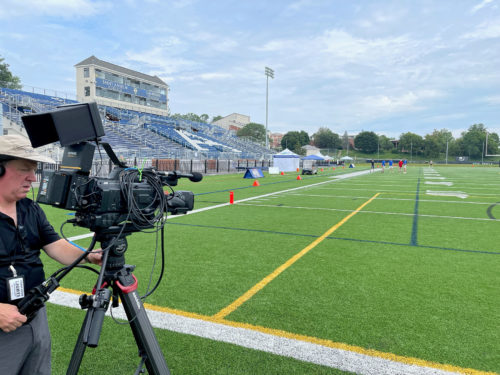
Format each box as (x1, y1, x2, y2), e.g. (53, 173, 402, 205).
(0, 134, 56, 164)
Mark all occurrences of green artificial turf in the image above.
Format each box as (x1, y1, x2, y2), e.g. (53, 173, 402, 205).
(36, 165, 500, 373)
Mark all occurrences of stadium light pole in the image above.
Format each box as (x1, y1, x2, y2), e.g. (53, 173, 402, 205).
(377, 137, 380, 160)
(265, 67, 274, 149)
(446, 139, 449, 164)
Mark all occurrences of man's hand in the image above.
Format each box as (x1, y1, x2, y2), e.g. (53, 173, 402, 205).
(0, 303, 27, 332)
(86, 250, 103, 266)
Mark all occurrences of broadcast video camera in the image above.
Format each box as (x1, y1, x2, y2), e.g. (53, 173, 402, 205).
(21, 102, 201, 232)
(19, 102, 202, 374)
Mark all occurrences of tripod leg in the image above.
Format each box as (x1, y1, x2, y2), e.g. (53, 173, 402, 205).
(117, 272, 170, 375)
(66, 309, 92, 375)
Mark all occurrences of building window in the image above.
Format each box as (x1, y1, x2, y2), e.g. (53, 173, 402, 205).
(83, 67, 89, 78)
(84, 86, 90, 96)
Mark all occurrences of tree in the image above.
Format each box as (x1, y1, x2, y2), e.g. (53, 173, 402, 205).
(354, 131, 378, 153)
(211, 115, 223, 123)
(378, 135, 394, 151)
(281, 131, 310, 150)
(424, 129, 454, 158)
(236, 122, 266, 144)
(486, 132, 500, 155)
(0, 56, 21, 89)
(298, 130, 310, 146)
(312, 127, 341, 149)
(170, 113, 206, 123)
(457, 123, 495, 159)
(399, 132, 424, 155)
(342, 131, 349, 151)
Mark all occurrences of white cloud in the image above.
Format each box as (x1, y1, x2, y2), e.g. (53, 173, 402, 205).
(478, 95, 500, 105)
(461, 18, 500, 40)
(0, 0, 111, 19)
(471, 0, 494, 13)
(197, 72, 233, 81)
(124, 48, 199, 75)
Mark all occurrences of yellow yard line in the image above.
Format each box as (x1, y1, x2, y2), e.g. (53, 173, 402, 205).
(212, 192, 380, 320)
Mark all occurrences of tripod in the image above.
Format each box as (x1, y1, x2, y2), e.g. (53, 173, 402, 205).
(66, 227, 170, 375)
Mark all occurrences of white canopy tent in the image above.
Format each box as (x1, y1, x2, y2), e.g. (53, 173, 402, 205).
(273, 148, 300, 172)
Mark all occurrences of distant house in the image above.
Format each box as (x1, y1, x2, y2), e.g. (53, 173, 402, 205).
(269, 132, 283, 149)
(303, 145, 320, 156)
(213, 113, 250, 133)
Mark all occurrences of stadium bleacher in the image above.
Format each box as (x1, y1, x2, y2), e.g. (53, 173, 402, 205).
(0, 86, 275, 160)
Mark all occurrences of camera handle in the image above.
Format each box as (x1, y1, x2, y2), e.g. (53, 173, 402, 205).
(66, 231, 170, 375)
(17, 236, 99, 321)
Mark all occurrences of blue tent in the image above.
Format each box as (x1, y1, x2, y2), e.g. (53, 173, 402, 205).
(302, 154, 324, 160)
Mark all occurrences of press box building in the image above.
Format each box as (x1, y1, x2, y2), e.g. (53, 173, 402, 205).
(75, 55, 169, 116)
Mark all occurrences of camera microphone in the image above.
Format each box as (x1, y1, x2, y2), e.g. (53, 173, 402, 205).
(158, 171, 203, 183)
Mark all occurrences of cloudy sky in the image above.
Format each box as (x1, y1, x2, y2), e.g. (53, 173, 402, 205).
(1, 0, 499, 138)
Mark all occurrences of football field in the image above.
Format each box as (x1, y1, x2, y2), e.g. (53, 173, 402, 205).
(40, 164, 500, 374)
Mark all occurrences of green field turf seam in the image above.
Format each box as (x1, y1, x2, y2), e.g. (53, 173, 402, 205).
(166, 222, 500, 256)
(212, 193, 380, 320)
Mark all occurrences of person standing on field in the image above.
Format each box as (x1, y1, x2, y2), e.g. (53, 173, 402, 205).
(0, 134, 102, 375)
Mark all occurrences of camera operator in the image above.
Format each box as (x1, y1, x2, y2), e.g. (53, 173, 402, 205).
(0, 134, 102, 375)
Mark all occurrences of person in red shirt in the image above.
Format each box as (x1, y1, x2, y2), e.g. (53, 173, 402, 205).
(398, 159, 403, 172)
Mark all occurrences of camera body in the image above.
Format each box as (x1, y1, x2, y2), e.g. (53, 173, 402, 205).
(22, 102, 198, 232)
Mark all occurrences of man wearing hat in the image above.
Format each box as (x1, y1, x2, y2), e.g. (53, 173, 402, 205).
(0, 134, 102, 374)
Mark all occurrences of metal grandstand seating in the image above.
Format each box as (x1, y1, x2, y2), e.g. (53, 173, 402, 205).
(1, 86, 275, 159)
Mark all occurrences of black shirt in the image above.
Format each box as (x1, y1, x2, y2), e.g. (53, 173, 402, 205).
(0, 198, 60, 304)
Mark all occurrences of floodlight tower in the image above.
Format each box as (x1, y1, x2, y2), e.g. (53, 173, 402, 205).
(265, 66, 274, 149)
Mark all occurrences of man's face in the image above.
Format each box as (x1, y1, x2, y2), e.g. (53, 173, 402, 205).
(0, 159, 38, 202)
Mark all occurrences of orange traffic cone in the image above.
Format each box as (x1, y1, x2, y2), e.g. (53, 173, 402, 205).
(280, 171, 284, 175)
(296, 175, 302, 180)
(253, 180, 260, 186)
(320, 168, 324, 172)
(296, 167, 300, 172)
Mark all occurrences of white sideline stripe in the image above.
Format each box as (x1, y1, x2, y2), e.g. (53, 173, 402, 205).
(48, 291, 461, 375)
(67, 169, 376, 242)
